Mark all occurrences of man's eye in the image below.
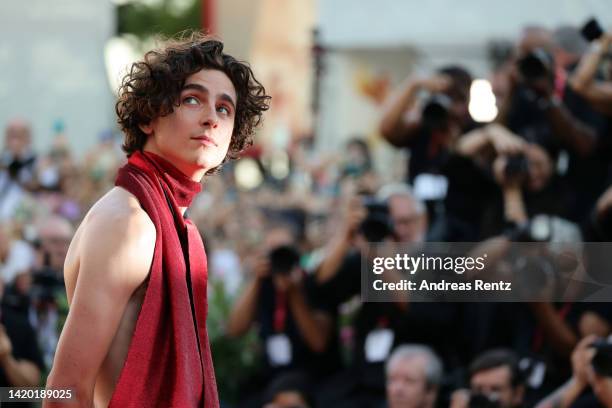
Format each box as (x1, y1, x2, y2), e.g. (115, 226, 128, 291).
(183, 96, 199, 105)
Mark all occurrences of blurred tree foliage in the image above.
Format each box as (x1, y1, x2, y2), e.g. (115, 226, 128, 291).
(207, 279, 261, 403)
(117, 0, 202, 39)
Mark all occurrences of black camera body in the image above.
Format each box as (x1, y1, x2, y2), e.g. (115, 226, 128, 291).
(504, 154, 529, 181)
(591, 339, 612, 377)
(422, 93, 453, 130)
(268, 245, 301, 276)
(581, 18, 605, 42)
(359, 197, 393, 242)
(517, 48, 555, 85)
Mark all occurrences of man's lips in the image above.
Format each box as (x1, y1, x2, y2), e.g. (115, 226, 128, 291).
(191, 135, 217, 146)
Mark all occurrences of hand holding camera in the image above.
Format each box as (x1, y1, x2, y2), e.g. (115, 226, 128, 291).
(516, 48, 556, 99)
(572, 335, 598, 387)
(268, 245, 303, 293)
(493, 153, 528, 188)
(245, 252, 272, 281)
(416, 74, 453, 94)
(340, 196, 367, 241)
(486, 124, 527, 156)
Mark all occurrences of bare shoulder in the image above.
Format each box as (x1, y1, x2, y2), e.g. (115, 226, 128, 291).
(75, 187, 156, 293)
(83, 187, 155, 233)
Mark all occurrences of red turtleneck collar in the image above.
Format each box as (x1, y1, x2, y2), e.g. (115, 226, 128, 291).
(127, 150, 202, 207)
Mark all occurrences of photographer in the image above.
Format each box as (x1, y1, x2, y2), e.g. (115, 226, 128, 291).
(313, 195, 408, 405)
(379, 65, 475, 223)
(450, 349, 525, 408)
(498, 28, 597, 159)
(536, 335, 612, 408)
(226, 221, 337, 406)
(435, 122, 569, 241)
(0, 276, 45, 408)
(569, 30, 612, 116)
(554, 23, 612, 224)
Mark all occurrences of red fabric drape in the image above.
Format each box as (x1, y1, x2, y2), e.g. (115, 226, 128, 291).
(110, 151, 218, 408)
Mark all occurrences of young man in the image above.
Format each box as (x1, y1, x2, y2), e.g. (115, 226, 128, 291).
(44, 33, 270, 407)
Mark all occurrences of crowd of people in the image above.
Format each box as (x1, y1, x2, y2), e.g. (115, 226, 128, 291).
(1, 21, 612, 408)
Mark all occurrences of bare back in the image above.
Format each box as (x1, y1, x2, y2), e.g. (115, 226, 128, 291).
(46, 187, 155, 408)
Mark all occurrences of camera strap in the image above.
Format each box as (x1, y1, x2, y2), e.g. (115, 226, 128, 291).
(273, 289, 288, 333)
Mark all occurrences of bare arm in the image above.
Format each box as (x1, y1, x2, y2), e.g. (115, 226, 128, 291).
(315, 235, 352, 285)
(0, 351, 40, 387)
(379, 78, 422, 146)
(316, 197, 365, 284)
(535, 335, 596, 408)
(529, 302, 578, 358)
(492, 155, 529, 224)
(544, 102, 597, 156)
(535, 378, 586, 408)
(379, 76, 450, 146)
(455, 123, 525, 159)
(226, 271, 265, 338)
(44, 206, 155, 407)
(0, 324, 40, 387)
(502, 186, 528, 225)
(569, 34, 612, 114)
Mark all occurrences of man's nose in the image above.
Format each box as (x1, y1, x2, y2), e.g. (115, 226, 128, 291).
(201, 104, 219, 129)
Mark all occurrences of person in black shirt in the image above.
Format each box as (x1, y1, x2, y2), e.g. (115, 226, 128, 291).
(0, 275, 45, 408)
(313, 195, 411, 407)
(227, 222, 338, 407)
(379, 65, 476, 225)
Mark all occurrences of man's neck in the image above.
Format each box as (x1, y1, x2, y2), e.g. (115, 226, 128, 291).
(142, 146, 206, 183)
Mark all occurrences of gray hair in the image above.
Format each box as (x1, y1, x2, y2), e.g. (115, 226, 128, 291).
(377, 183, 426, 215)
(386, 344, 443, 388)
(553, 25, 588, 56)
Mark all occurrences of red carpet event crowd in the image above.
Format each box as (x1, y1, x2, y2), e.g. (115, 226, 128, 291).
(2, 23, 612, 408)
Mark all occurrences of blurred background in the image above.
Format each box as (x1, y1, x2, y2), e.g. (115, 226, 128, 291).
(3, 1, 612, 407)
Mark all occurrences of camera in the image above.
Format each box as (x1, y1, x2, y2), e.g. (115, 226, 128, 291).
(268, 245, 301, 276)
(591, 339, 612, 377)
(468, 392, 501, 408)
(510, 215, 555, 297)
(517, 48, 554, 84)
(581, 18, 605, 42)
(504, 153, 529, 181)
(422, 93, 453, 130)
(510, 215, 582, 299)
(359, 197, 393, 242)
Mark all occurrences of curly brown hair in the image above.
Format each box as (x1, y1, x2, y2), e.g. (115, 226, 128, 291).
(116, 31, 270, 172)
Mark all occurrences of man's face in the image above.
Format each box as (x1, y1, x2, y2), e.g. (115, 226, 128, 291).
(470, 366, 522, 408)
(448, 87, 471, 126)
(387, 355, 435, 408)
(4, 121, 31, 157)
(388, 195, 426, 244)
(263, 391, 310, 408)
(142, 69, 237, 180)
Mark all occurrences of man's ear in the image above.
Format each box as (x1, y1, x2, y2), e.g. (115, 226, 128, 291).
(139, 122, 154, 136)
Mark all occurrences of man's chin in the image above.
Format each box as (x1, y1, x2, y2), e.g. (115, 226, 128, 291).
(190, 152, 219, 168)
